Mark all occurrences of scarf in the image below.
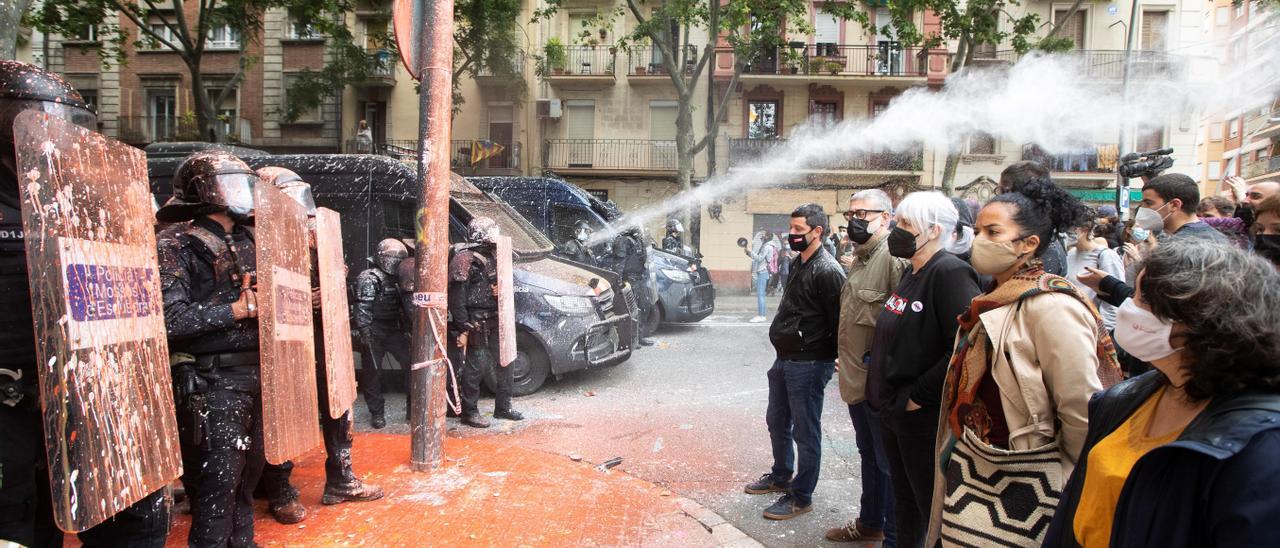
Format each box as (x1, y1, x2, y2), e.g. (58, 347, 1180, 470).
(944, 262, 1124, 443)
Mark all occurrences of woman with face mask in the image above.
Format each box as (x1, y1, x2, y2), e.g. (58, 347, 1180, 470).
(926, 179, 1124, 546)
(1067, 215, 1126, 331)
(1045, 240, 1280, 548)
(867, 191, 981, 547)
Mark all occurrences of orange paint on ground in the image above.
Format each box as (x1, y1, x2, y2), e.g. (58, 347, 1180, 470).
(156, 433, 715, 546)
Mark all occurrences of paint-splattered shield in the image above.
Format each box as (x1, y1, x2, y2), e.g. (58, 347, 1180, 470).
(315, 207, 357, 418)
(256, 182, 321, 464)
(496, 235, 516, 367)
(13, 111, 181, 532)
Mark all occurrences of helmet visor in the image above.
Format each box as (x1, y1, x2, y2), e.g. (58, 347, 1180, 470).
(281, 184, 317, 216)
(210, 172, 257, 217)
(1, 99, 98, 145)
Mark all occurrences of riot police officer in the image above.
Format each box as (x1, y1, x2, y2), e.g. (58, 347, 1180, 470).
(559, 219, 595, 264)
(253, 168, 383, 525)
(613, 226, 655, 346)
(354, 238, 412, 429)
(155, 151, 263, 547)
(449, 217, 523, 428)
(662, 218, 684, 254)
(0, 60, 170, 547)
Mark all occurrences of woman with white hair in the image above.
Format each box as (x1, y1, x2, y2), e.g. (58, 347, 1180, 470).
(868, 191, 982, 547)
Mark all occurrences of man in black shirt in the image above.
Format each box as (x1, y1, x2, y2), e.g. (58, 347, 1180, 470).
(744, 204, 846, 520)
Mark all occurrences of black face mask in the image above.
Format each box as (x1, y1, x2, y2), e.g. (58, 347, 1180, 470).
(887, 226, 920, 259)
(847, 218, 874, 245)
(787, 231, 812, 252)
(1255, 234, 1280, 266)
(1238, 205, 1256, 227)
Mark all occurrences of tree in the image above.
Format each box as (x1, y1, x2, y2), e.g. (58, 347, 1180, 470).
(452, 0, 526, 113)
(29, 0, 389, 142)
(533, 0, 814, 252)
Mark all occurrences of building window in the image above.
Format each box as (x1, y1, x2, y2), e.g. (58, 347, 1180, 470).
(1234, 4, 1243, 17)
(207, 24, 240, 49)
(1136, 125, 1164, 152)
(1140, 11, 1169, 51)
(288, 17, 319, 40)
(283, 75, 321, 123)
(966, 132, 996, 155)
(206, 88, 238, 138)
(147, 21, 178, 46)
(1225, 156, 1237, 176)
(1054, 9, 1086, 50)
(148, 90, 176, 141)
(78, 89, 99, 114)
(1216, 6, 1230, 26)
(1210, 122, 1223, 141)
(1228, 118, 1239, 139)
(69, 25, 98, 42)
(747, 101, 779, 139)
(810, 101, 839, 128)
(1209, 161, 1221, 177)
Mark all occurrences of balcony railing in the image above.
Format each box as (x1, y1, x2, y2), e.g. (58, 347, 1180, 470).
(728, 138, 923, 171)
(1021, 143, 1118, 174)
(747, 44, 926, 77)
(971, 49, 1181, 80)
(625, 45, 698, 76)
(543, 139, 676, 171)
(116, 115, 177, 144)
(1243, 156, 1280, 179)
(476, 51, 526, 77)
(548, 46, 615, 76)
(343, 139, 519, 170)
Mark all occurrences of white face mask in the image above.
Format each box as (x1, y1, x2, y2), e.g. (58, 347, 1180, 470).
(1114, 299, 1181, 363)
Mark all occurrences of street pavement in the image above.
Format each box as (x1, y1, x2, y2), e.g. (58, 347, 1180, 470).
(354, 293, 871, 547)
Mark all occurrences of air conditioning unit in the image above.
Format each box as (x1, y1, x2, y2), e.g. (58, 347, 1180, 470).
(536, 98, 562, 119)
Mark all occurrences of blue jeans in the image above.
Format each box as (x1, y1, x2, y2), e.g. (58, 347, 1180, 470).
(766, 359, 834, 506)
(753, 272, 769, 316)
(850, 402, 896, 546)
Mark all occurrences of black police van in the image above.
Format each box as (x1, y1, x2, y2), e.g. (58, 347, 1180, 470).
(147, 152, 633, 395)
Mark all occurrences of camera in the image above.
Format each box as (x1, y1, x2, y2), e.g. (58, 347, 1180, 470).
(1118, 147, 1174, 180)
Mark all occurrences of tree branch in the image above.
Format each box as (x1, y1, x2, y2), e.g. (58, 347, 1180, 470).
(1041, 0, 1085, 42)
(691, 66, 738, 155)
(116, 0, 186, 55)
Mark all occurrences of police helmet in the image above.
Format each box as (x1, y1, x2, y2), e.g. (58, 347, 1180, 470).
(257, 166, 316, 216)
(666, 218, 684, 234)
(468, 216, 500, 244)
(376, 238, 409, 274)
(157, 151, 257, 223)
(0, 61, 97, 176)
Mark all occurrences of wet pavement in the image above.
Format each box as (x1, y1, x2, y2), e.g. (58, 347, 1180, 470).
(354, 293, 871, 547)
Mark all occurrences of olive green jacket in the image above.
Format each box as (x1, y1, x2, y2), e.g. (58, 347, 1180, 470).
(836, 231, 908, 404)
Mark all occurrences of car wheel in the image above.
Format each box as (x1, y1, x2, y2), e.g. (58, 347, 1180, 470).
(483, 332, 550, 397)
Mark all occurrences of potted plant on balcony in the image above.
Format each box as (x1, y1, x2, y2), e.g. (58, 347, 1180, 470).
(783, 49, 802, 75)
(808, 56, 826, 75)
(825, 59, 843, 75)
(545, 38, 567, 75)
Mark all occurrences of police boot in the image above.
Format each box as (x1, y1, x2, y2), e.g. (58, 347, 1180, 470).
(493, 408, 524, 421)
(322, 479, 386, 505)
(371, 413, 387, 429)
(461, 412, 491, 428)
(269, 488, 308, 524)
(638, 336, 655, 347)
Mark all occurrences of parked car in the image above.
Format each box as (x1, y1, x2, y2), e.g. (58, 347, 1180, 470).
(146, 153, 634, 395)
(470, 176, 715, 330)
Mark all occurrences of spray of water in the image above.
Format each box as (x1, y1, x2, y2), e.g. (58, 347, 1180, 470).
(605, 43, 1280, 238)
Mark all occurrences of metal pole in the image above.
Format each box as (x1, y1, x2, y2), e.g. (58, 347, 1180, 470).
(1115, 0, 1142, 220)
(409, 0, 454, 471)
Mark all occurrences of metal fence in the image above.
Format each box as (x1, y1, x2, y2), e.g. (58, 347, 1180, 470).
(543, 139, 677, 171)
(343, 139, 517, 170)
(728, 138, 923, 171)
(476, 51, 526, 77)
(553, 46, 616, 76)
(748, 44, 926, 77)
(970, 49, 1182, 80)
(625, 45, 699, 76)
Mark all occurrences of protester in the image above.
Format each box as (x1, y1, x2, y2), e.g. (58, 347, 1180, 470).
(1095, 205, 1123, 250)
(1046, 239, 1280, 547)
(157, 152, 265, 546)
(744, 230, 777, 322)
(1197, 195, 1235, 218)
(745, 204, 845, 520)
(1253, 193, 1280, 268)
(828, 190, 906, 545)
(1136, 173, 1226, 243)
(771, 231, 793, 295)
(945, 197, 976, 262)
(998, 161, 1069, 275)
(1203, 215, 1251, 249)
(1223, 175, 1279, 226)
(869, 192, 981, 547)
(1068, 214, 1126, 330)
(928, 179, 1123, 546)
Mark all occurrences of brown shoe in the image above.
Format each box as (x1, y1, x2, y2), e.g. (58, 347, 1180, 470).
(825, 520, 886, 543)
(269, 499, 307, 524)
(321, 479, 386, 505)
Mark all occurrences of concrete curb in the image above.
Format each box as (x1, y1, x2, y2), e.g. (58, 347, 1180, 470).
(673, 496, 764, 547)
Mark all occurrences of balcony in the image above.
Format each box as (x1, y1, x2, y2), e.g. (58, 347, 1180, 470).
(343, 139, 521, 174)
(1021, 143, 1118, 179)
(356, 50, 397, 87)
(745, 44, 927, 79)
(545, 46, 616, 86)
(116, 115, 177, 145)
(542, 139, 677, 176)
(1243, 156, 1280, 180)
(727, 138, 923, 172)
(625, 45, 698, 82)
(971, 50, 1182, 81)
(475, 51, 526, 87)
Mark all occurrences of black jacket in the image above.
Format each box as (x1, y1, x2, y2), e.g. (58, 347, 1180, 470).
(769, 246, 846, 361)
(1045, 371, 1280, 548)
(158, 217, 259, 356)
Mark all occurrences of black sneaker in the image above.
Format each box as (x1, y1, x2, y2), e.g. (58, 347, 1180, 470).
(763, 493, 812, 520)
(743, 473, 790, 495)
(494, 409, 524, 421)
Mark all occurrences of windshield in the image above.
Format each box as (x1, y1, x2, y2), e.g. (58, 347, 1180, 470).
(450, 176, 554, 256)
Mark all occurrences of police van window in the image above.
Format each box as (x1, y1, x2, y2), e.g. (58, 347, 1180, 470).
(550, 203, 604, 244)
(382, 199, 415, 238)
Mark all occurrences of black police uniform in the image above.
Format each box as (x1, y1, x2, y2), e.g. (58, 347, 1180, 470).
(447, 244, 511, 416)
(662, 233, 682, 254)
(559, 237, 593, 264)
(614, 232, 654, 337)
(159, 216, 264, 547)
(353, 267, 412, 421)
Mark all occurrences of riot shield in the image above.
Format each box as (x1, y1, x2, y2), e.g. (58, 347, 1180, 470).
(315, 207, 357, 419)
(13, 111, 181, 532)
(496, 235, 516, 366)
(256, 182, 321, 464)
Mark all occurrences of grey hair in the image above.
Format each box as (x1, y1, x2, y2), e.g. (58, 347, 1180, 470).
(850, 189, 894, 213)
(1139, 239, 1280, 401)
(895, 191, 958, 243)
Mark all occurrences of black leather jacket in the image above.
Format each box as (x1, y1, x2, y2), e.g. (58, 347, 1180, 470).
(768, 246, 846, 361)
(157, 216, 259, 356)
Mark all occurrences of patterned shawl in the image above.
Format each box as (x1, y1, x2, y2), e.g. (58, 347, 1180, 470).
(943, 262, 1124, 443)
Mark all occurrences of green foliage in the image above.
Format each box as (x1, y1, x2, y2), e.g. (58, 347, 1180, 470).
(823, 0, 1044, 68)
(454, 0, 526, 110)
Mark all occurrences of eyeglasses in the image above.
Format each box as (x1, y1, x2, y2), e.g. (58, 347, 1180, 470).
(843, 209, 885, 221)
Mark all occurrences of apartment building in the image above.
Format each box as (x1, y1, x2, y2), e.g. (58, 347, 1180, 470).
(951, 0, 1207, 207)
(19, 7, 344, 152)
